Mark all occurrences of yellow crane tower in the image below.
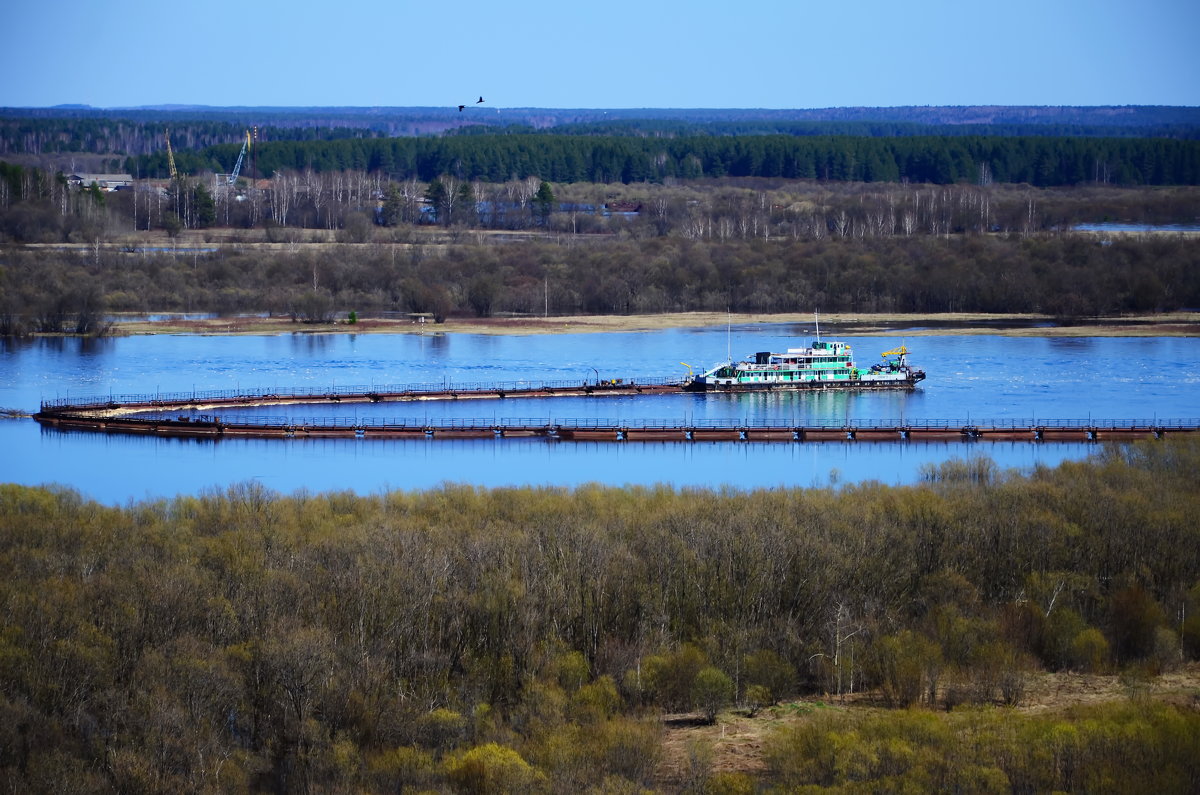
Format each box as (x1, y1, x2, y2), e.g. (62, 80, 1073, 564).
(880, 345, 910, 368)
(227, 130, 251, 185)
(165, 127, 178, 180)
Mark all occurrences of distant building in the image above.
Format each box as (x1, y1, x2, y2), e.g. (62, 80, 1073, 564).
(68, 173, 134, 191)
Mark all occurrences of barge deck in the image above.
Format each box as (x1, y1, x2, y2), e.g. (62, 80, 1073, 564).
(34, 383, 1197, 443)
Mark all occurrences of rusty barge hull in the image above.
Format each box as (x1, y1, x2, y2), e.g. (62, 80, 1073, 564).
(47, 382, 684, 418)
(34, 385, 1197, 444)
(32, 414, 1196, 443)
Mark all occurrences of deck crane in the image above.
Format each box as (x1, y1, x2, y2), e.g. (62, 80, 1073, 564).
(880, 345, 911, 369)
(227, 130, 251, 185)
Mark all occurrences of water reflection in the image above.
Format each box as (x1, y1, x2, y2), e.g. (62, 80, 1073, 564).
(288, 333, 337, 355)
(696, 388, 910, 422)
(3, 328, 1198, 504)
(1046, 337, 1096, 351)
(4, 331, 1197, 420)
(420, 333, 452, 359)
(142, 390, 950, 427)
(2, 336, 115, 357)
(6, 419, 1098, 504)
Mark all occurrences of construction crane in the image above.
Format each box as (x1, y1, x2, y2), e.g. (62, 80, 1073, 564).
(880, 345, 911, 369)
(227, 130, 251, 185)
(165, 127, 178, 179)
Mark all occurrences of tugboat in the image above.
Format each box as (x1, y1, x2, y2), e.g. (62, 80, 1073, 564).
(684, 327, 925, 392)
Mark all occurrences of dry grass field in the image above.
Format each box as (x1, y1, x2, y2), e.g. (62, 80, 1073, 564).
(655, 664, 1200, 786)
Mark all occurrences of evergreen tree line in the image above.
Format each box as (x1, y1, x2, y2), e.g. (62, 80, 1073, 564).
(1, 438, 1198, 791)
(5, 104, 1199, 160)
(550, 118, 1200, 140)
(0, 118, 380, 158)
(2, 235, 1196, 335)
(131, 133, 1200, 186)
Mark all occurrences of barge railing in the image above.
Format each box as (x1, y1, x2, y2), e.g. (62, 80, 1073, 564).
(33, 412, 1200, 442)
(33, 384, 1197, 442)
(38, 377, 688, 413)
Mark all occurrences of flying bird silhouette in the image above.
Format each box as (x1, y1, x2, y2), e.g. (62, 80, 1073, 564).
(477, 96, 485, 104)
(457, 105, 466, 112)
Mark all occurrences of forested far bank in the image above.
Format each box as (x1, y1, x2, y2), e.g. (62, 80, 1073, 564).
(125, 133, 1200, 187)
(6, 105, 1199, 164)
(1, 438, 1198, 791)
(2, 234, 1197, 335)
(4, 159, 1199, 333)
(5, 157, 1200, 244)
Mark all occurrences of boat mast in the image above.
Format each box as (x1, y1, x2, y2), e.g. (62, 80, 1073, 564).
(726, 310, 732, 363)
(814, 311, 821, 343)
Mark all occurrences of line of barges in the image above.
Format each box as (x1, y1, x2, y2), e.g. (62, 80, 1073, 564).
(33, 411, 1198, 443)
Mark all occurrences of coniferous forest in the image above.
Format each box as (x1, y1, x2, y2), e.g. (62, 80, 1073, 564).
(1, 439, 1199, 791)
(113, 132, 1200, 187)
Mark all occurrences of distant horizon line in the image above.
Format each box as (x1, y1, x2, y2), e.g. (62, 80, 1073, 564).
(6, 102, 1200, 112)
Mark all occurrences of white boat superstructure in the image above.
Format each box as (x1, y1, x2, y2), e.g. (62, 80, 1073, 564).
(686, 338, 925, 392)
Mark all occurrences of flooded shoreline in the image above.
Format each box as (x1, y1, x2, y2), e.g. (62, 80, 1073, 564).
(103, 310, 1200, 338)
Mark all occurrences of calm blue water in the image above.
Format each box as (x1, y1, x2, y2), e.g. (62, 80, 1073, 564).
(1073, 223, 1200, 233)
(2, 327, 1196, 503)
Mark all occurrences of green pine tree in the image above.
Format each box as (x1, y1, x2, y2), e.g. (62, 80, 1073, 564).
(532, 181, 555, 225)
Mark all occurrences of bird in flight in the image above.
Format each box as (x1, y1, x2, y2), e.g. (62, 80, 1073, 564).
(477, 96, 485, 104)
(457, 105, 466, 112)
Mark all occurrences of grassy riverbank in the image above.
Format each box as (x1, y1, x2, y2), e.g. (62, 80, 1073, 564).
(111, 310, 1200, 337)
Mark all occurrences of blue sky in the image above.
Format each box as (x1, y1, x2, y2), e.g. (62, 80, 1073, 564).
(4, 0, 1197, 108)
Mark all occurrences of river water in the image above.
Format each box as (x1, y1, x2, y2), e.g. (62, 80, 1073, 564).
(2, 325, 1196, 503)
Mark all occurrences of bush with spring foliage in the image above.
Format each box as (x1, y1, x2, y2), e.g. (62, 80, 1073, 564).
(0, 438, 1197, 790)
(765, 702, 1200, 792)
